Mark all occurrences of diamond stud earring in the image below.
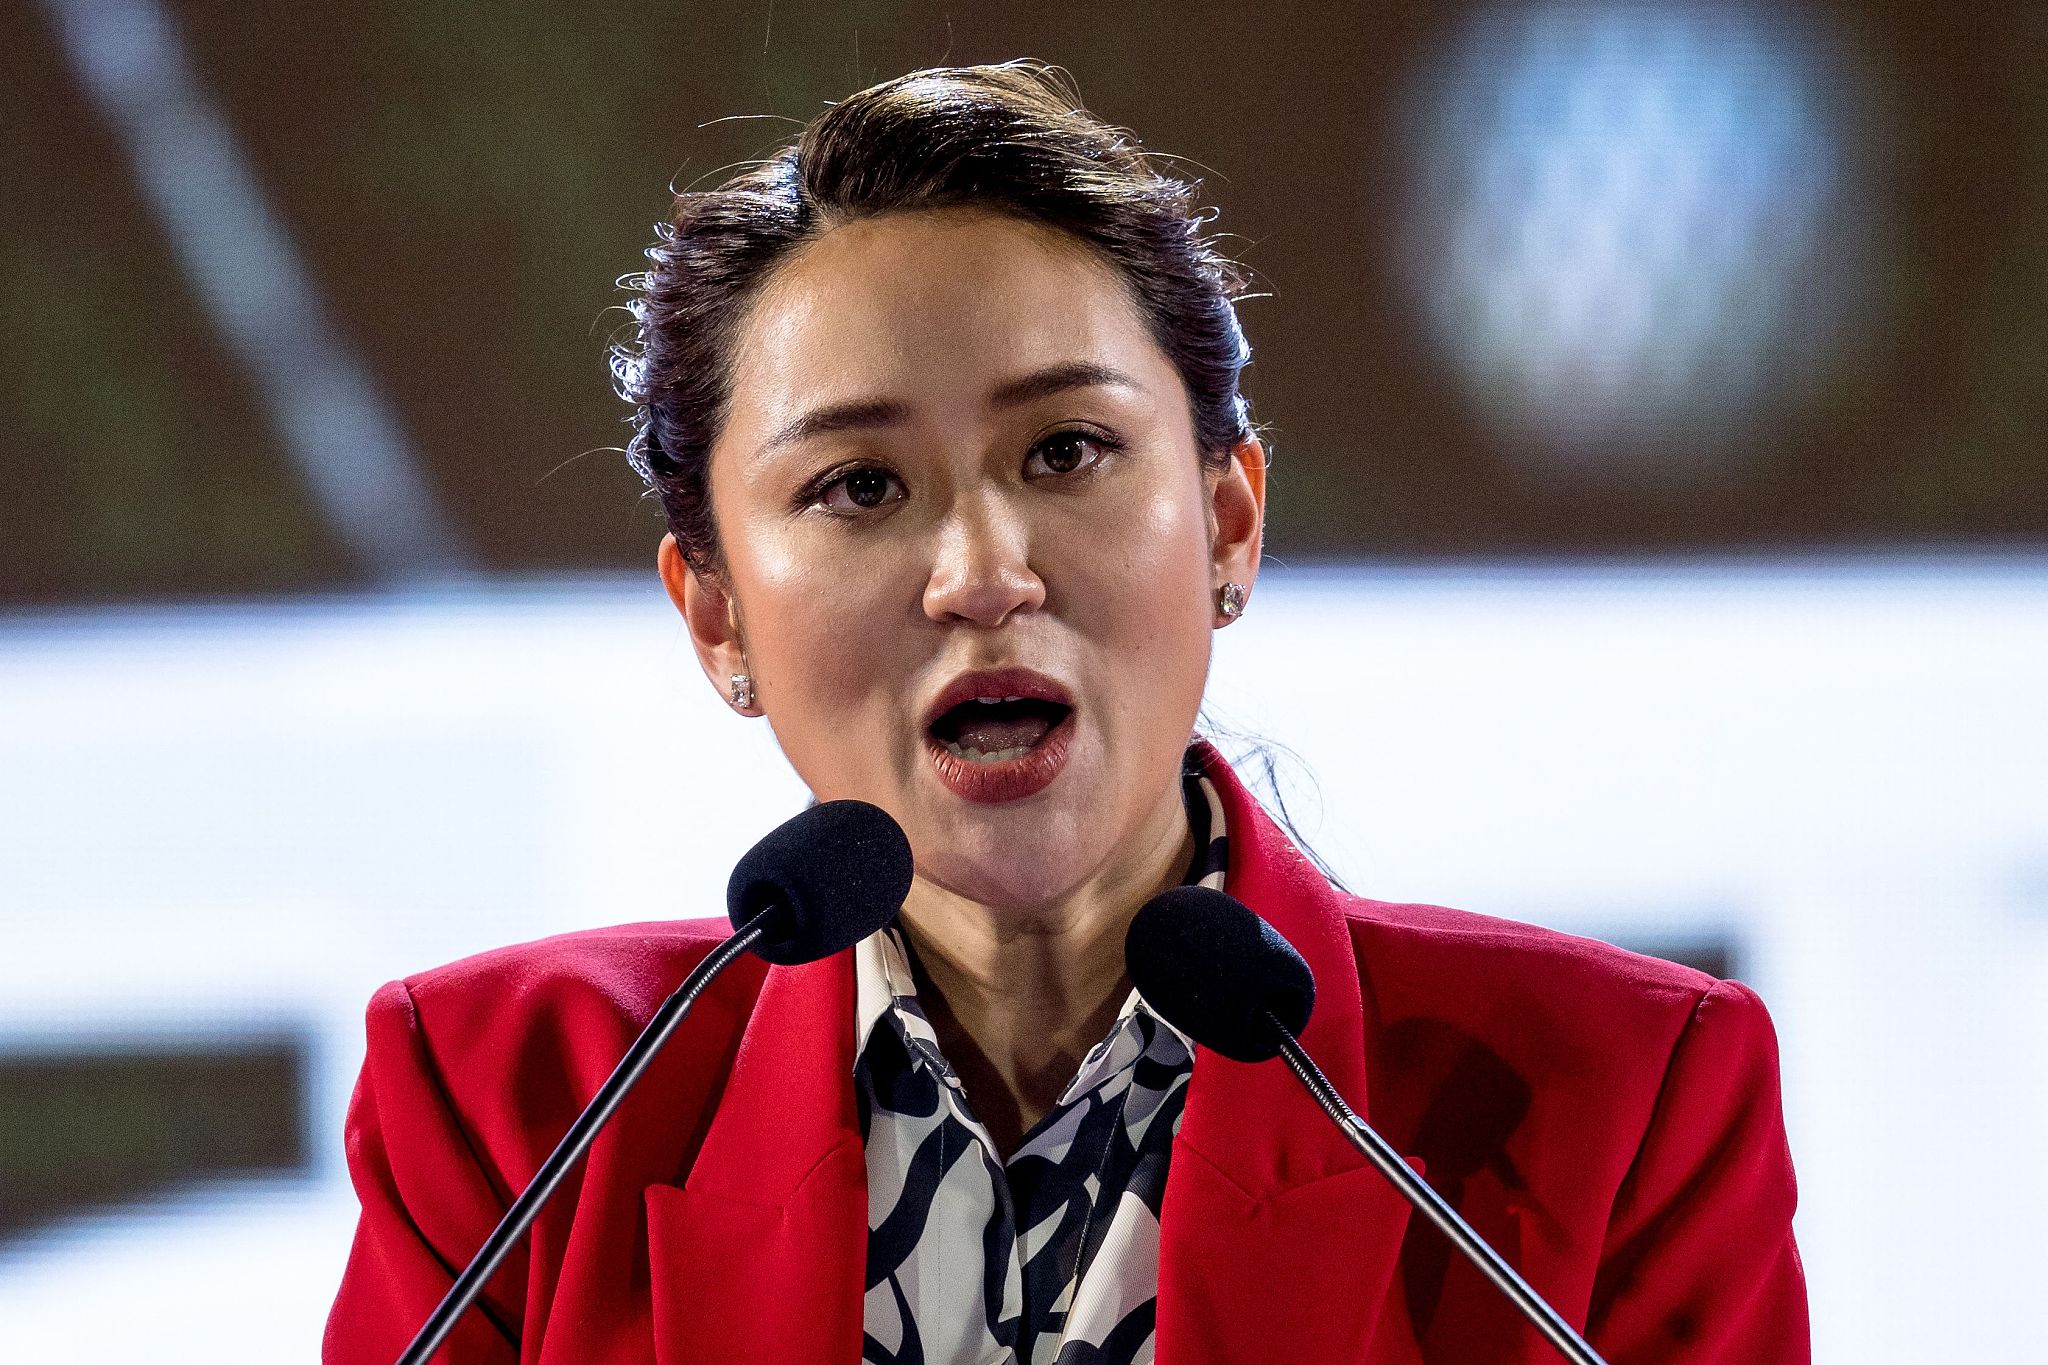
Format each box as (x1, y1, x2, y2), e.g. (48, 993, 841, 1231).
(1217, 582, 1248, 620)
(728, 673, 754, 710)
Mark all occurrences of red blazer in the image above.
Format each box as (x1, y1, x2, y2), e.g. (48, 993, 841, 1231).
(325, 742, 1807, 1364)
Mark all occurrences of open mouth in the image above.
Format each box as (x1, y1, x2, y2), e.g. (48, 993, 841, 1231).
(926, 696, 1075, 764)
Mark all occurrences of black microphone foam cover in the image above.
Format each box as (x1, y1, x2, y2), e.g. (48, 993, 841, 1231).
(1125, 885, 1315, 1062)
(727, 799, 913, 965)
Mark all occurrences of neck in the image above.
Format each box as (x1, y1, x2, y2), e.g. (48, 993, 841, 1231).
(897, 775, 1195, 1158)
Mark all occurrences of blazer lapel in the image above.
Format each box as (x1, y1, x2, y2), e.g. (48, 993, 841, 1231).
(1157, 743, 1425, 1363)
(644, 950, 867, 1365)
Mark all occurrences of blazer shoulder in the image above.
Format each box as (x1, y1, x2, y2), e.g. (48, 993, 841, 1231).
(1336, 894, 1738, 1082)
(358, 917, 766, 1183)
(1333, 895, 1795, 1226)
(394, 915, 750, 1039)
(1343, 894, 1717, 1005)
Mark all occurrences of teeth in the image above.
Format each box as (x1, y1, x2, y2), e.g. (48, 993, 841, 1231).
(941, 738, 1034, 764)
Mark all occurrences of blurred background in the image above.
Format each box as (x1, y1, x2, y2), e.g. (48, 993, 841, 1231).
(2, 0, 2043, 1359)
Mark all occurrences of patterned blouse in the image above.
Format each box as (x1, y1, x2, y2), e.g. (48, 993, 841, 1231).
(852, 755, 1230, 1365)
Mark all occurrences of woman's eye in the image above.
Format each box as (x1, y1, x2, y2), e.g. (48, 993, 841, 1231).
(816, 466, 906, 514)
(1025, 430, 1118, 479)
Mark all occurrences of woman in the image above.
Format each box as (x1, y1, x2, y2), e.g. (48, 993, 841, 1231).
(324, 63, 1807, 1364)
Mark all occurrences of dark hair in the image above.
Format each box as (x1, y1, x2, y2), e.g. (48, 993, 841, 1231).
(610, 60, 1254, 580)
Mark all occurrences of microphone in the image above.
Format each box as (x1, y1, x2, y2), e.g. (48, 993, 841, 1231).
(1125, 886, 1611, 1365)
(395, 799, 913, 1365)
(727, 797, 919, 964)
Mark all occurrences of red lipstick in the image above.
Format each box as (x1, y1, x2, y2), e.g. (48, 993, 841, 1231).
(920, 667, 1077, 805)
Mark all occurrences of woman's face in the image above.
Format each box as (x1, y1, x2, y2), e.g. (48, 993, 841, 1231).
(663, 208, 1263, 914)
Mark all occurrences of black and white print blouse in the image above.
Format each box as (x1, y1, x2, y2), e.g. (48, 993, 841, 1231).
(853, 756, 1230, 1365)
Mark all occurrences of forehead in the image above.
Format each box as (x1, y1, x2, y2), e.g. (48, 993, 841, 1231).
(722, 209, 1179, 430)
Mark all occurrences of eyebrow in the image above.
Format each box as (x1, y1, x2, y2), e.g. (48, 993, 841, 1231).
(759, 397, 911, 457)
(757, 361, 1144, 457)
(987, 360, 1143, 410)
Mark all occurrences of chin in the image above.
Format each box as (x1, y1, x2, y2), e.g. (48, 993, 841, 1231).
(911, 818, 1098, 917)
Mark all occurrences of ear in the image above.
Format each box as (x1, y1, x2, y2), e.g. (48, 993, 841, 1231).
(657, 534, 760, 716)
(1209, 435, 1267, 616)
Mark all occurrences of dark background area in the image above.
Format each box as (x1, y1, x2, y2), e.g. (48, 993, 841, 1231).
(0, 1038, 308, 1238)
(4, 1, 2043, 605)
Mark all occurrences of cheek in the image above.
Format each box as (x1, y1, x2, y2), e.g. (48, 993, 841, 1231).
(1053, 477, 1217, 705)
(726, 519, 905, 762)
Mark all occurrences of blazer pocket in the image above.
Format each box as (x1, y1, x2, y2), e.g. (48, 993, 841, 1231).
(643, 1144, 866, 1365)
(1158, 1145, 1422, 1363)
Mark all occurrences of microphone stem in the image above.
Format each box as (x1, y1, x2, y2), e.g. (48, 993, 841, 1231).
(396, 920, 767, 1365)
(1262, 1010, 1611, 1365)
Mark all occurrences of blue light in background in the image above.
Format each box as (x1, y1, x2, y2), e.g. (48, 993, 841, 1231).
(1398, 2, 1881, 481)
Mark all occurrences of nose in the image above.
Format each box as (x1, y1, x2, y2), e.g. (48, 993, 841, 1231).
(922, 494, 1046, 627)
